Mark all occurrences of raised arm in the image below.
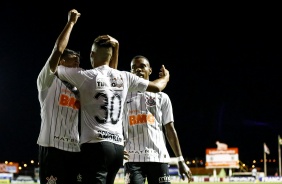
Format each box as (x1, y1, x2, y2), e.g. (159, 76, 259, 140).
(165, 122, 193, 183)
(49, 9, 80, 72)
(94, 35, 119, 69)
(146, 65, 170, 92)
(108, 35, 119, 69)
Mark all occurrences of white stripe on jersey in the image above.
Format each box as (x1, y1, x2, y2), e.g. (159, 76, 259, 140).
(37, 62, 80, 152)
(123, 91, 174, 163)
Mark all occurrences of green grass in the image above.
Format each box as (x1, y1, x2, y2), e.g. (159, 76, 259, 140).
(115, 182, 272, 184)
(6, 182, 256, 184)
(8, 183, 279, 184)
(9, 182, 282, 184)
(9, 179, 282, 184)
(113, 180, 263, 184)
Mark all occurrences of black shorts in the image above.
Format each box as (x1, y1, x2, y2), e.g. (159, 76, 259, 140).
(80, 142, 124, 184)
(124, 162, 171, 184)
(38, 146, 82, 184)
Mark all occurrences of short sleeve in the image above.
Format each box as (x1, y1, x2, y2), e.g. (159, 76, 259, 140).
(161, 92, 174, 125)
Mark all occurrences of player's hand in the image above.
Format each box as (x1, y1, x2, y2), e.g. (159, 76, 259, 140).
(68, 9, 80, 24)
(178, 161, 192, 183)
(96, 35, 119, 48)
(107, 35, 119, 48)
(159, 65, 169, 81)
(123, 150, 129, 160)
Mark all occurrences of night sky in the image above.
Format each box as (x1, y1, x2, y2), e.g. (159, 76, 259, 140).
(1, 1, 282, 166)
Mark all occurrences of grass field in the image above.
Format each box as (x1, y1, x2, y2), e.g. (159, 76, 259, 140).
(115, 182, 280, 184)
(7, 179, 282, 184)
(6, 179, 282, 184)
(114, 183, 245, 184)
(7, 183, 272, 184)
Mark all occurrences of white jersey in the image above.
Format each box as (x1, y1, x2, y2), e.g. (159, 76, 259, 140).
(123, 91, 174, 163)
(37, 62, 80, 152)
(57, 65, 149, 146)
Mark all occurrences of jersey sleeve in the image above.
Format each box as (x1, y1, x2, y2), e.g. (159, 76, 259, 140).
(57, 65, 86, 89)
(161, 92, 174, 125)
(37, 61, 55, 91)
(125, 72, 149, 92)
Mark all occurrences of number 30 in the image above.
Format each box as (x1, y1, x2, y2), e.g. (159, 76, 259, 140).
(94, 92, 121, 124)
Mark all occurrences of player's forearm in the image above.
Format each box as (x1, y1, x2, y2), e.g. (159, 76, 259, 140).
(166, 124, 183, 157)
(49, 9, 80, 72)
(147, 77, 169, 92)
(49, 21, 75, 72)
(109, 43, 119, 69)
(56, 22, 75, 53)
(55, 10, 80, 53)
(147, 65, 169, 92)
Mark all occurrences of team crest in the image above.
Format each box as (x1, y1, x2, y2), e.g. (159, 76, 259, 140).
(110, 75, 124, 88)
(77, 173, 82, 182)
(145, 96, 156, 107)
(46, 175, 57, 184)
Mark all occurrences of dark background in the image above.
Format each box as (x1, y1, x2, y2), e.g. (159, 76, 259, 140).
(1, 1, 282, 170)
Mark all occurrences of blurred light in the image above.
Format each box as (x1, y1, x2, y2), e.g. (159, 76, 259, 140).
(199, 160, 204, 165)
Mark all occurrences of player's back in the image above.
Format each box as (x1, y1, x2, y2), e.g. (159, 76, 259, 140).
(78, 65, 129, 145)
(57, 65, 149, 146)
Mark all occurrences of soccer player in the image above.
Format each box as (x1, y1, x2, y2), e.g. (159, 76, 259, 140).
(56, 35, 170, 183)
(37, 9, 119, 184)
(36, 9, 82, 184)
(123, 55, 192, 184)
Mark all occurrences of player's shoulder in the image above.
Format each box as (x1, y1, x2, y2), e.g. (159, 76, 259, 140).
(119, 70, 136, 76)
(157, 92, 171, 102)
(81, 68, 100, 77)
(158, 91, 169, 97)
(145, 91, 170, 101)
(108, 68, 125, 74)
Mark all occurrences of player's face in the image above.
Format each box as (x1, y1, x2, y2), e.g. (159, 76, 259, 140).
(63, 54, 80, 68)
(131, 58, 152, 80)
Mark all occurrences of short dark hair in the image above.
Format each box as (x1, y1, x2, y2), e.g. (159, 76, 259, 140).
(131, 55, 149, 62)
(131, 55, 151, 69)
(62, 48, 80, 59)
(93, 37, 114, 48)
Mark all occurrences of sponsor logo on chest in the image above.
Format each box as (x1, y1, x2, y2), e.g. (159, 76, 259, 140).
(96, 76, 124, 90)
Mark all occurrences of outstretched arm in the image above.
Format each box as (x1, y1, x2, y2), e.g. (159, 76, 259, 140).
(165, 122, 192, 183)
(146, 65, 169, 92)
(49, 9, 80, 72)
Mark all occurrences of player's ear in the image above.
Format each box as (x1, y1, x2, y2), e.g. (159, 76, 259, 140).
(59, 59, 65, 65)
(149, 67, 152, 75)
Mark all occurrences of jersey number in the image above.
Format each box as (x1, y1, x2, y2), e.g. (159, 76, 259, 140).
(94, 92, 121, 124)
